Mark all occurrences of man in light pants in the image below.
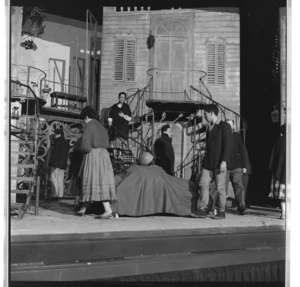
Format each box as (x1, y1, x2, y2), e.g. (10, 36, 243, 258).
(226, 120, 249, 215)
(193, 104, 233, 219)
(48, 128, 69, 200)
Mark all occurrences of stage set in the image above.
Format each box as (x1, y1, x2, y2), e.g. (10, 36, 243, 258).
(9, 6, 287, 282)
(10, 98, 286, 282)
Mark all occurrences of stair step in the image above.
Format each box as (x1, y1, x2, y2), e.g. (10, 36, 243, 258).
(11, 177, 35, 181)
(11, 139, 35, 144)
(11, 138, 35, 143)
(11, 163, 35, 168)
(11, 202, 24, 208)
(14, 151, 36, 156)
(11, 190, 30, 194)
(11, 129, 23, 134)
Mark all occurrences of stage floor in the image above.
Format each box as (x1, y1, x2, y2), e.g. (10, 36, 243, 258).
(10, 200, 286, 281)
(10, 199, 286, 238)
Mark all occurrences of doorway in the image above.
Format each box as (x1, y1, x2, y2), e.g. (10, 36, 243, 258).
(153, 19, 190, 101)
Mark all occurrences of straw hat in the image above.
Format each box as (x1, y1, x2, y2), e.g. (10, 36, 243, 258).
(138, 152, 154, 166)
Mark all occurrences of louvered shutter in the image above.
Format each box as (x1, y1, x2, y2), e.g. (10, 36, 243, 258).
(125, 39, 136, 81)
(207, 44, 216, 85)
(217, 44, 225, 85)
(114, 39, 125, 81)
(207, 43, 225, 85)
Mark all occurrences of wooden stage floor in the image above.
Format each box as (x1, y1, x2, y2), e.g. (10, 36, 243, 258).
(10, 200, 286, 282)
(11, 199, 285, 237)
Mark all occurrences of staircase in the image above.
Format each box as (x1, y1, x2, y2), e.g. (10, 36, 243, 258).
(10, 80, 41, 219)
(110, 68, 247, 180)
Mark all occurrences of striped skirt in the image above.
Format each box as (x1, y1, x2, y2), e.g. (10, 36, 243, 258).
(268, 175, 286, 201)
(80, 148, 117, 202)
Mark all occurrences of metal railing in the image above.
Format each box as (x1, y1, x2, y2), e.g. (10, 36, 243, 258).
(116, 67, 248, 178)
(44, 79, 88, 98)
(10, 79, 41, 215)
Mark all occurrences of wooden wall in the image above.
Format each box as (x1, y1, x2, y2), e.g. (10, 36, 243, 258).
(100, 7, 150, 113)
(100, 7, 240, 113)
(193, 8, 240, 115)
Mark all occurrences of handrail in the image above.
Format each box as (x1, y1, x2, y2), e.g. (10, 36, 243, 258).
(11, 80, 41, 118)
(27, 66, 47, 97)
(10, 79, 41, 215)
(198, 70, 212, 99)
(11, 64, 47, 98)
(190, 85, 247, 133)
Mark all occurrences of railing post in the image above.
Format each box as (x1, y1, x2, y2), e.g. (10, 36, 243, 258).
(151, 109, 155, 152)
(35, 176, 40, 215)
(192, 116, 197, 178)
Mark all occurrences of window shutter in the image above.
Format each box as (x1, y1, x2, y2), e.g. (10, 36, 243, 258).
(207, 43, 225, 86)
(125, 39, 136, 81)
(217, 44, 225, 85)
(207, 44, 216, 85)
(114, 39, 125, 81)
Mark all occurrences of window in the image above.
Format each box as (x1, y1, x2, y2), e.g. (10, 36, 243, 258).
(114, 38, 136, 82)
(207, 43, 225, 86)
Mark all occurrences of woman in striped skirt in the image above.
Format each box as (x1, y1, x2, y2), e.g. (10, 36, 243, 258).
(77, 106, 117, 219)
(268, 124, 286, 220)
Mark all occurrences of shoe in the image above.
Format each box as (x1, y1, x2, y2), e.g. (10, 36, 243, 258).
(73, 204, 81, 212)
(76, 207, 86, 216)
(190, 209, 207, 218)
(239, 208, 250, 215)
(212, 211, 226, 219)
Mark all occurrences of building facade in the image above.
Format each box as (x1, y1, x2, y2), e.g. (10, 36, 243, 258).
(100, 7, 241, 178)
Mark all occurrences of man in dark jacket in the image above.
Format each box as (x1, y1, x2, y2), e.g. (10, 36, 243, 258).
(195, 104, 233, 219)
(48, 127, 69, 199)
(226, 120, 249, 215)
(154, 124, 175, 176)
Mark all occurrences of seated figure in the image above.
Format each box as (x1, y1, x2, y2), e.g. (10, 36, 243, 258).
(113, 152, 199, 217)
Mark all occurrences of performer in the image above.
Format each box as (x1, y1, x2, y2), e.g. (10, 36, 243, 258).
(154, 124, 175, 176)
(196, 104, 233, 219)
(268, 124, 286, 220)
(48, 127, 69, 200)
(68, 138, 84, 211)
(108, 92, 132, 150)
(226, 120, 249, 215)
(77, 106, 117, 219)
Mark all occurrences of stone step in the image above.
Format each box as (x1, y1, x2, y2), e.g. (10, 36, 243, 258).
(11, 190, 30, 194)
(11, 177, 35, 182)
(11, 163, 35, 168)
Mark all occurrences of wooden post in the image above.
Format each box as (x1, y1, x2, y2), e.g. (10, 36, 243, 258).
(85, 9, 89, 105)
(180, 125, 184, 178)
(151, 109, 155, 153)
(279, 8, 287, 125)
(192, 117, 196, 178)
(35, 176, 40, 215)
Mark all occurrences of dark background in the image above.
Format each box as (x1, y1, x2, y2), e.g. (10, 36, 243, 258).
(11, 0, 287, 206)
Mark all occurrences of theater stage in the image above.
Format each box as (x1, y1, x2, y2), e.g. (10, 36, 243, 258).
(10, 200, 286, 282)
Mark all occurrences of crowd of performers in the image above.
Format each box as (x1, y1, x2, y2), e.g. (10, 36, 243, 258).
(46, 92, 286, 220)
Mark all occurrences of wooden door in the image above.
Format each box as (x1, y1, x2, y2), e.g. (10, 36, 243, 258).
(48, 58, 66, 93)
(154, 37, 187, 101)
